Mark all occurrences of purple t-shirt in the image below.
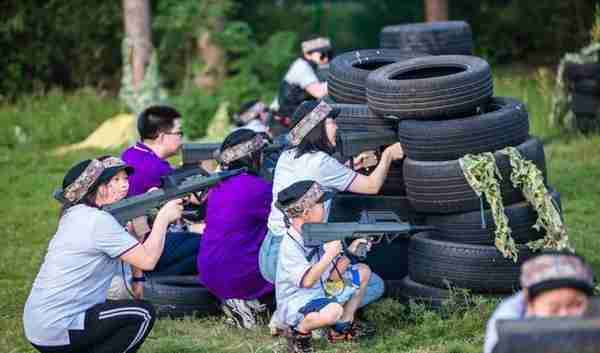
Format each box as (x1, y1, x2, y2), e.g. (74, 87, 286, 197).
(122, 142, 173, 196)
(198, 172, 274, 300)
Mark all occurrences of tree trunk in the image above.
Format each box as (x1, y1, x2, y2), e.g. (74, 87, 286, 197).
(193, 0, 226, 92)
(193, 30, 226, 92)
(123, 0, 152, 92)
(425, 0, 448, 22)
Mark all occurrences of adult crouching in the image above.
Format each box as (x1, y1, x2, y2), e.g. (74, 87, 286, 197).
(23, 156, 182, 353)
(198, 129, 275, 329)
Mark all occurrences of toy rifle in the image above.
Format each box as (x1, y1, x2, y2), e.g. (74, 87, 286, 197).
(301, 210, 436, 259)
(335, 130, 398, 169)
(103, 168, 245, 225)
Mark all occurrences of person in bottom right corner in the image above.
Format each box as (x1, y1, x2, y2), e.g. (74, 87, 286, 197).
(275, 180, 382, 353)
(484, 250, 595, 353)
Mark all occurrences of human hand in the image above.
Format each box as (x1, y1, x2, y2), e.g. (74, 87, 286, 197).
(156, 199, 184, 225)
(323, 240, 342, 258)
(348, 238, 371, 253)
(383, 143, 404, 161)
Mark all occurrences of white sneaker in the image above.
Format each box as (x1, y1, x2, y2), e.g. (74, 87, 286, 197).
(222, 299, 258, 330)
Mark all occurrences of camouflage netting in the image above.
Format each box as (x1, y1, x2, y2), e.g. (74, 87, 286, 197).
(459, 153, 518, 261)
(119, 37, 169, 115)
(500, 147, 571, 252)
(550, 6, 600, 130)
(460, 149, 571, 262)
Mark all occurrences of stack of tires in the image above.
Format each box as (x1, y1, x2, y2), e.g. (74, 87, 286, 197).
(563, 62, 600, 133)
(362, 55, 562, 307)
(380, 21, 473, 56)
(328, 49, 427, 198)
(327, 49, 429, 281)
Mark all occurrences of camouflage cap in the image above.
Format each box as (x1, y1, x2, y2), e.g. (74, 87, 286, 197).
(277, 180, 333, 218)
(521, 253, 595, 297)
(302, 37, 332, 53)
(62, 157, 131, 203)
(218, 134, 268, 165)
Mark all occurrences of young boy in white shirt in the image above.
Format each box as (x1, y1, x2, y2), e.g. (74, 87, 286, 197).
(275, 180, 381, 353)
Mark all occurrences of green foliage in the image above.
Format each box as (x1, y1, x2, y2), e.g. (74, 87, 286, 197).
(0, 88, 121, 150)
(0, 1, 122, 98)
(171, 89, 220, 139)
(452, 1, 595, 64)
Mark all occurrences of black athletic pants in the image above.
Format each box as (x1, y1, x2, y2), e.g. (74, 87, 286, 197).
(31, 300, 156, 353)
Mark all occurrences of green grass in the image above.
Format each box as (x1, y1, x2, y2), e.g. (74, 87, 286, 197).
(1, 68, 600, 353)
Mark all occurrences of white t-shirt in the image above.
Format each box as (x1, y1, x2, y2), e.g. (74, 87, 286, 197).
(23, 205, 139, 346)
(267, 148, 357, 237)
(284, 58, 320, 89)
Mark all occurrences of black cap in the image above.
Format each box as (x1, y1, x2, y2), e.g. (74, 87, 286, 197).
(290, 100, 340, 130)
(277, 180, 333, 208)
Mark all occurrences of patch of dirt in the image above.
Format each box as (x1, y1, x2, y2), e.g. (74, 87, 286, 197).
(53, 114, 137, 155)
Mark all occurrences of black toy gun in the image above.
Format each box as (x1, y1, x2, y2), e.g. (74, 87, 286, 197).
(101, 168, 245, 225)
(301, 210, 435, 259)
(335, 130, 398, 169)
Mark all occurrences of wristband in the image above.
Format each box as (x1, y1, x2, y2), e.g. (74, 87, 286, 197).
(132, 276, 146, 283)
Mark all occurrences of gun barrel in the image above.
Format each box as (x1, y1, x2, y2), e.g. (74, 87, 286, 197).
(301, 221, 416, 247)
(181, 143, 222, 165)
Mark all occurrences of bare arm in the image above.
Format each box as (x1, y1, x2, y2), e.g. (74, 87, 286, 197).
(301, 252, 337, 288)
(305, 82, 328, 99)
(120, 199, 182, 271)
(120, 217, 170, 271)
(301, 240, 341, 288)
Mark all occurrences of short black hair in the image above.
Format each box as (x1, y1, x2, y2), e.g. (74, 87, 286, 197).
(220, 129, 264, 175)
(138, 105, 182, 140)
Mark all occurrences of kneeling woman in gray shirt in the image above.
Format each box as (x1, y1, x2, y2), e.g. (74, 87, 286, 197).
(23, 156, 182, 353)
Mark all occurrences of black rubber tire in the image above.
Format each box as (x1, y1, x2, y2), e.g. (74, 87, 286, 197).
(408, 232, 534, 293)
(380, 21, 473, 56)
(379, 160, 406, 196)
(332, 103, 397, 132)
(328, 194, 423, 224)
(144, 275, 219, 318)
(572, 92, 600, 116)
(385, 276, 450, 309)
(404, 137, 546, 214)
(398, 97, 529, 161)
(425, 189, 561, 245)
(328, 49, 424, 104)
(366, 55, 493, 119)
(575, 114, 600, 134)
(572, 79, 600, 95)
(563, 62, 600, 83)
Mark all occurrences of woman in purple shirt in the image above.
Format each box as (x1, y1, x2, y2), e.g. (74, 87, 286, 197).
(198, 129, 274, 329)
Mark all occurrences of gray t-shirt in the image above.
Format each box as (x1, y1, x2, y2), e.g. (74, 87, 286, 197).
(267, 148, 357, 237)
(284, 58, 320, 89)
(275, 227, 333, 326)
(484, 292, 526, 353)
(23, 205, 139, 346)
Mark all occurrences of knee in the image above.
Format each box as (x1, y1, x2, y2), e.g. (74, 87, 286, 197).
(322, 303, 344, 325)
(356, 263, 372, 285)
(137, 300, 157, 323)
